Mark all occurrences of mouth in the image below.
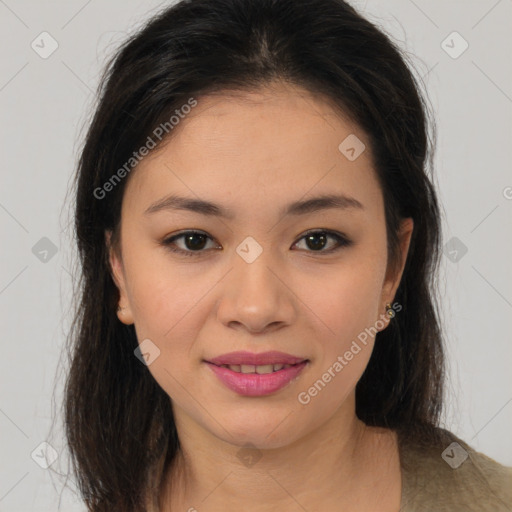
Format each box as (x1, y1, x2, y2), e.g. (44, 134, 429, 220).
(203, 351, 310, 396)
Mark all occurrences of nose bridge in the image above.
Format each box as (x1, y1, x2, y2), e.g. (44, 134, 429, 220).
(232, 234, 281, 299)
(216, 234, 294, 332)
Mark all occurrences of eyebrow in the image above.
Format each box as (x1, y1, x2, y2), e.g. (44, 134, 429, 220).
(144, 193, 364, 219)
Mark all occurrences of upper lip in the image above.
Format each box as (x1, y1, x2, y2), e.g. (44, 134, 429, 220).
(206, 351, 308, 366)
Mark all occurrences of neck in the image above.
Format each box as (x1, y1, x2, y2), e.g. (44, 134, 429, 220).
(160, 395, 401, 511)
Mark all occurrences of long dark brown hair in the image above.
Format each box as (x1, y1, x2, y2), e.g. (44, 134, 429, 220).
(61, 0, 445, 509)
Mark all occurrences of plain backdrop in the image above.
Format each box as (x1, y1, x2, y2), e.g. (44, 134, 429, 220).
(1, 0, 511, 510)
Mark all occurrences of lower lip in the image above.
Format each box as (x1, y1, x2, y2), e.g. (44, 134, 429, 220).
(205, 361, 308, 396)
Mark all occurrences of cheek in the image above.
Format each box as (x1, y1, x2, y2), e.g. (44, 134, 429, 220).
(297, 255, 386, 399)
(125, 267, 209, 402)
(304, 255, 386, 347)
(122, 244, 206, 338)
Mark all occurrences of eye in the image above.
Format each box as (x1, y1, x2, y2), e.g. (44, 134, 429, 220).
(292, 229, 352, 253)
(161, 229, 352, 258)
(161, 230, 219, 257)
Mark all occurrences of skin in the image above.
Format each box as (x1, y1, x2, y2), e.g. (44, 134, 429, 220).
(108, 81, 413, 512)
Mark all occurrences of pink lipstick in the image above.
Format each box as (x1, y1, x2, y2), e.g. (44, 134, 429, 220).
(204, 351, 309, 396)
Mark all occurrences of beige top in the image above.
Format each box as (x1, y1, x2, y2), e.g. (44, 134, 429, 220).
(400, 428, 512, 511)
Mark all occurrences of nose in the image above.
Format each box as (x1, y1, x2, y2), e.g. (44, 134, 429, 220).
(216, 249, 296, 335)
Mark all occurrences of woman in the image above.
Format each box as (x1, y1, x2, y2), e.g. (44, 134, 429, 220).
(64, 0, 512, 510)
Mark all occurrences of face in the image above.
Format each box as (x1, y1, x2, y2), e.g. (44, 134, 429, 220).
(108, 83, 413, 449)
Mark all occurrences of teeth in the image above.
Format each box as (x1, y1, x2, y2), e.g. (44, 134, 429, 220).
(256, 364, 274, 374)
(220, 363, 296, 373)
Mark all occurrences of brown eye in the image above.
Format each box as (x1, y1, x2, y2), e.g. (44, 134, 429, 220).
(162, 231, 218, 257)
(293, 230, 352, 253)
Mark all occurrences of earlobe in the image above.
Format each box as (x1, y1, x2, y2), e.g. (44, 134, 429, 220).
(116, 305, 134, 325)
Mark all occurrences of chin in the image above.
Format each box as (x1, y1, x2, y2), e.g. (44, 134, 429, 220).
(207, 410, 308, 451)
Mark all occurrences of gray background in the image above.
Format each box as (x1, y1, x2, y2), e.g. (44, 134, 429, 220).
(1, 0, 511, 510)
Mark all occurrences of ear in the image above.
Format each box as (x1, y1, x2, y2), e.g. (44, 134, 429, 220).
(380, 217, 414, 312)
(105, 230, 134, 325)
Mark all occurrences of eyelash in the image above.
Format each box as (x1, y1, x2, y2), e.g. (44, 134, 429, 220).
(161, 229, 353, 258)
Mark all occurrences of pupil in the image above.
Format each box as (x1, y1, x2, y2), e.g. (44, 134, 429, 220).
(185, 233, 207, 250)
(306, 233, 326, 251)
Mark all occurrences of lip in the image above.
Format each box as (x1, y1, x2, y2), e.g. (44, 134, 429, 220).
(204, 351, 309, 396)
(206, 350, 307, 366)
(206, 362, 308, 396)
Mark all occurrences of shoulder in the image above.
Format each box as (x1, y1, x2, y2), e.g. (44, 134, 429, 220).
(399, 427, 512, 512)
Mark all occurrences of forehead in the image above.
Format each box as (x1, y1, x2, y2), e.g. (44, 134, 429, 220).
(122, 84, 383, 222)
